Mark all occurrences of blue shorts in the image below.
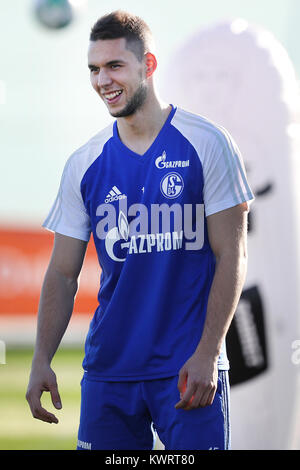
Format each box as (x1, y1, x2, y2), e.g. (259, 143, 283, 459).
(77, 371, 230, 450)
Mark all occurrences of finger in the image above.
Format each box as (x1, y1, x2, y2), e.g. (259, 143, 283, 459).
(181, 380, 216, 410)
(175, 381, 196, 409)
(199, 383, 216, 408)
(184, 388, 203, 410)
(202, 385, 217, 407)
(29, 396, 59, 424)
(49, 383, 62, 410)
(33, 405, 59, 424)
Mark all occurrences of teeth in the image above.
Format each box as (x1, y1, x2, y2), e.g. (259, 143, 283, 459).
(105, 90, 122, 100)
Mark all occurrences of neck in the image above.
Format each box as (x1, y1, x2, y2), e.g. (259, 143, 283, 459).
(116, 91, 171, 145)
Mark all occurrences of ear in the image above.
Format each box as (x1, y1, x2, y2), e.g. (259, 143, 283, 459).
(144, 52, 157, 78)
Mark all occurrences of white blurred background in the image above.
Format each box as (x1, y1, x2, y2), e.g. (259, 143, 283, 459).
(1, 0, 300, 225)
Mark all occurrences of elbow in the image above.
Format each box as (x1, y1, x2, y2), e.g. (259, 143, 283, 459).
(215, 243, 247, 263)
(45, 265, 79, 297)
(240, 251, 248, 278)
(215, 244, 248, 277)
(240, 242, 248, 268)
(60, 273, 78, 298)
(68, 277, 79, 298)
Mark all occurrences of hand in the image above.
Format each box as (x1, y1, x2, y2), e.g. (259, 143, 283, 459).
(26, 363, 62, 424)
(175, 352, 218, 410)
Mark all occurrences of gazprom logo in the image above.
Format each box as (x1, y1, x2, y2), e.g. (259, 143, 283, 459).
(104, 210, 185, 262)
(155, 151, 167, 168)
(105, 211, 129, 262)
(97, 202, 205, 262)
(155, 151, 189, 169)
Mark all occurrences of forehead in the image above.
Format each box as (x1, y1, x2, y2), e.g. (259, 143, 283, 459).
(88, 37, 136, 65)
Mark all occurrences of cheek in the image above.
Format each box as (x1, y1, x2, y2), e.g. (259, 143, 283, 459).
(90, 76, 99, 91)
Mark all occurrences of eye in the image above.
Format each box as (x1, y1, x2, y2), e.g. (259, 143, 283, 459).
(110, 64, 121, 70)
(89, 67, 99, 74)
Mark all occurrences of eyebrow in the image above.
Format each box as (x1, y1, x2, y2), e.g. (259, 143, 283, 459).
(88, 60, 126, 69)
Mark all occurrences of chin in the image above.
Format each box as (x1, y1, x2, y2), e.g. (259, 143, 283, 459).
(110, 107, 137, 118)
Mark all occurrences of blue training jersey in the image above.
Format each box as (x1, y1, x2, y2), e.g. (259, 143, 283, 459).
(43, 105, 254, 381)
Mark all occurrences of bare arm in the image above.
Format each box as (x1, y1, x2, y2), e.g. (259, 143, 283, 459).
(26, 233, 87, 423)
(175, 203, 249, 410)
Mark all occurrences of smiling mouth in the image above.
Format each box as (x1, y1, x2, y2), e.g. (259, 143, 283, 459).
(103, 90, 123, 103)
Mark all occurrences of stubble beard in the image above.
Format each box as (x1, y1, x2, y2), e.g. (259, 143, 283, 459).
(109, 81, 148, 118)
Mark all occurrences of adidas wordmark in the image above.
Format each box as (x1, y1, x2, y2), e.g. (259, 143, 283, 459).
(105, 186, 126, 203)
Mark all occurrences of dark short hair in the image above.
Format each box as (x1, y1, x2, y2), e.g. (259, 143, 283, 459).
(89, 10, 153, 61)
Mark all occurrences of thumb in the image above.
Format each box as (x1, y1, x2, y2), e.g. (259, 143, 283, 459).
(177, 368, 187, 398)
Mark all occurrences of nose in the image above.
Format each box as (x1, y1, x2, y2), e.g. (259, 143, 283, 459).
(97, 68, 113, 89)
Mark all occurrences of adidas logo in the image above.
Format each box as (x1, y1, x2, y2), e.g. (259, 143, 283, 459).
(104, 186, 127, 203)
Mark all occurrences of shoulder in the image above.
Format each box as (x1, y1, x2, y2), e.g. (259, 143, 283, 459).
(66, 122, 114, 174)
(171, 107, 235, 153)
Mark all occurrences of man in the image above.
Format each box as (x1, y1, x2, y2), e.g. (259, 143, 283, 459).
(26, 10, 254, 450)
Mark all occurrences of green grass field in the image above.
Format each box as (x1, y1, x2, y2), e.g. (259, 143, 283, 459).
(0, 347, 84, 450)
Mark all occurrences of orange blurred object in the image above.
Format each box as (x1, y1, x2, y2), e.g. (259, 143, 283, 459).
(0, 227, 100, 316)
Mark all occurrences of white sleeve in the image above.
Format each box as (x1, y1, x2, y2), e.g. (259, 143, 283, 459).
(42, 156, 91, 242)
(203, 130, 254, 216)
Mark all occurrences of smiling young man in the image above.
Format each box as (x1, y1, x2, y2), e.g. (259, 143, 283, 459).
(26, 10, 254, 450)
